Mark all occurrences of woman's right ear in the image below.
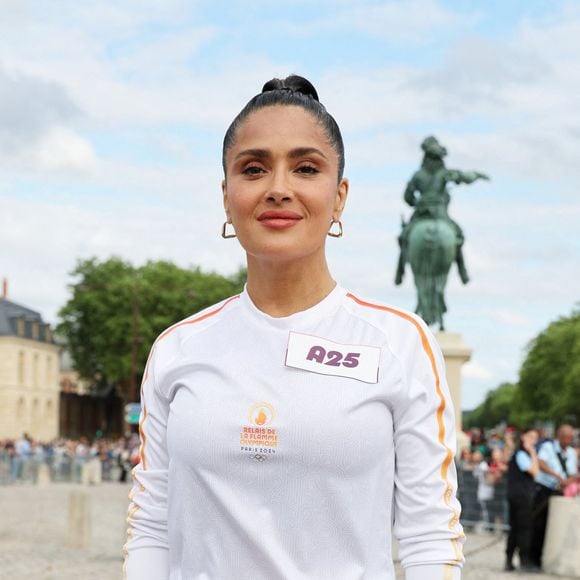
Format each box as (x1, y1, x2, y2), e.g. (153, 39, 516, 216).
(222, 179, 229, 216)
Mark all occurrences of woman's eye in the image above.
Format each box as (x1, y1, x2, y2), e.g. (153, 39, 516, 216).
(242, 165, 265, 176)
(296, 165, 319, 175)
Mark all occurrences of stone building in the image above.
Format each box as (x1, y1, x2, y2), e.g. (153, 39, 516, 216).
(0, 291, 60, 441)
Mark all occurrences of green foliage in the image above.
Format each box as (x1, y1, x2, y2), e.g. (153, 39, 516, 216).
(466, 308, 580, 429)
(464, 382, 517, 429)
(57, 257, 246, 401)
(513, 308, 580, 426)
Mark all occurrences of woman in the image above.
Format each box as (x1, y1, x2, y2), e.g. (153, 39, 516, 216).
(472, 450, 495, 530)
(505, 428, 540, 573)
(124, 75, 464, 579)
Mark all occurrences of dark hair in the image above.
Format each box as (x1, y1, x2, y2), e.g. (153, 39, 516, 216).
(518, 426, 537, 448)
(222, 75, 345, 181)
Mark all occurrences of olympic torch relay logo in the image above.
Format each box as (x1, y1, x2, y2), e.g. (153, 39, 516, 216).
(240, 402, 279, 460)
(249, 402, 275, 426)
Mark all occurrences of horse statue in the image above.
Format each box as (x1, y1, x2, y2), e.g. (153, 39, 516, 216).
(395, 136, 489, 330)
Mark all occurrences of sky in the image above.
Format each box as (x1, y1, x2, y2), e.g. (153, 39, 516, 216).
(1, 0, 579, 410)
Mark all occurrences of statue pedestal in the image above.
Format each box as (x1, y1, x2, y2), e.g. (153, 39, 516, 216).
(543, 497, 580, 577)
(435, 332, 472, 444)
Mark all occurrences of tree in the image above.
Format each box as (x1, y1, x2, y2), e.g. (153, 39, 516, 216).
(58, 257, 246, 402)
(513, 308, 580, 426)
(464, 382, 517, 429)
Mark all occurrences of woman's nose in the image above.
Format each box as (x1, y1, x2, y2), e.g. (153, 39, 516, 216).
(266, 171, 292, 203)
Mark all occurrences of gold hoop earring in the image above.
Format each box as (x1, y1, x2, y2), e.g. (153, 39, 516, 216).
(221, 222, 236, 239)
(327, 220, 343, 238)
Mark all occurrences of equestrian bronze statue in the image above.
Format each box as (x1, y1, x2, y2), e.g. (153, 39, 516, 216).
(395, 136, 489, 330)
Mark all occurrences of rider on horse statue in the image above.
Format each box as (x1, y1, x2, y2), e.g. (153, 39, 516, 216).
(395, 135, 489, 287)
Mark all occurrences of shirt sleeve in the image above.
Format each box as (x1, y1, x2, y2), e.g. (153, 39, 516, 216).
(566, 449, 578, 476)
(537, 442, 552, 463)
(391, 322, 464, 579)
(124, 346, 170, 580)
(515, 450, 532, 473)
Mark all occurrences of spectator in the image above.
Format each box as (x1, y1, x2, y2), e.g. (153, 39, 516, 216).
(505, 428, 540, 573)
(457, 448, 473, 470)
(11, 433, 31, 481)
(503, 428, 517, 462)
(473, 450, 494, 530)
(470, 428, 488, 456)
(487, 430, 504, 452)
(117, 439, 131, 483)
(531, 424, 579, 569)
(488, 447, 509, 529)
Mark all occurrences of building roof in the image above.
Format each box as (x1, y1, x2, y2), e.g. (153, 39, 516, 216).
(0, 297, 53, 343)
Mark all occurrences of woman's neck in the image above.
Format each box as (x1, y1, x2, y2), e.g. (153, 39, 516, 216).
(245, 253, 336, 317)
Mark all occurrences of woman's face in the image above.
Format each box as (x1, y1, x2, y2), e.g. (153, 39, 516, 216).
(521, 430, 538, 447)
(222, 105, 348, 264)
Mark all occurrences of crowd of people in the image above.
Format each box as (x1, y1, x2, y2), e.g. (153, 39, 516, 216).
(456, 428, 513, 532)
(458, 425, 579, 574)
(0, 433, 141, 485)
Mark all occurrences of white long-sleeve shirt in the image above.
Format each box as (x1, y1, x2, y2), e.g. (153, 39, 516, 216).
(124, 285, 464, 579)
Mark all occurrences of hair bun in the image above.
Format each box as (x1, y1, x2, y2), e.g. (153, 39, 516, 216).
(261, 75, 319, 101)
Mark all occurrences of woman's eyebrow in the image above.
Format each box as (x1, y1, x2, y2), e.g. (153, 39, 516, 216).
(288, 147, 327, 160)
(233, 147, 328, 161)
(234, 148, 270, 161)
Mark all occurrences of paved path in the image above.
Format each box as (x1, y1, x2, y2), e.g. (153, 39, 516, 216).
(0, 482, 571, 579)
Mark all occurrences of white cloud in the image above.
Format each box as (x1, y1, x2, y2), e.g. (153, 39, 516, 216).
(486, 309, 532, 327)
(112, 27, 217, 82)
(347, 0, 468, 42)
(0, 63, 80, 148)
(463, 361, 494, 381)
(251, 0, 471, 45)
(33, 128, 97, 173)
(0, 62, 97, 175)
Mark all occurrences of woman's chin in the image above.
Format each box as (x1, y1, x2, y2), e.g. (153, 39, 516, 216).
(244, 243, 324, 265)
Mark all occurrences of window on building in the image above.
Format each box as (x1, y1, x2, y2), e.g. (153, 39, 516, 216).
(32, 322, 39, 340)
(33, 353, 39, 388)
(18, 351, 25, 385)
(46, 355, 53, 385)
(17, 318, 25, 337)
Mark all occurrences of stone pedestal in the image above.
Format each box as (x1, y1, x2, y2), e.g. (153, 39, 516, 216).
(543, 497, 580, 577)
(36, 463, 51, 487)
(66, 489, 92, 549)
(81, 458, 102, 485)
(435, 332, 472, 439)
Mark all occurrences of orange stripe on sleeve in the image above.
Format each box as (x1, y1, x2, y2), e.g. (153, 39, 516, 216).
(345, 293, 460, 543)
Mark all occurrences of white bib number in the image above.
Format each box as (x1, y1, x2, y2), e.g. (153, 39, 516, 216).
(285, 331, 380, 384)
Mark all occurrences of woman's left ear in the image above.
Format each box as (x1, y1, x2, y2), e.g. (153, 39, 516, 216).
(334, 178, 349, 218)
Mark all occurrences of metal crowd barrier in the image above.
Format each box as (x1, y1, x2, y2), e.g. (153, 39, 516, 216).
(458, 466, 509, 532)
(0, 451, 123, 485)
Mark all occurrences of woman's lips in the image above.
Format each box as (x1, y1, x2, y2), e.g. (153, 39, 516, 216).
(257, 211, 303, 229)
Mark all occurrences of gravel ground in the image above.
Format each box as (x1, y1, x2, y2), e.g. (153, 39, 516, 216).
(0, 482, 571, 579)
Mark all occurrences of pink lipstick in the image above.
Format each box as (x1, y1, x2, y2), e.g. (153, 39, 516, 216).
(257, 210, 303, 230)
